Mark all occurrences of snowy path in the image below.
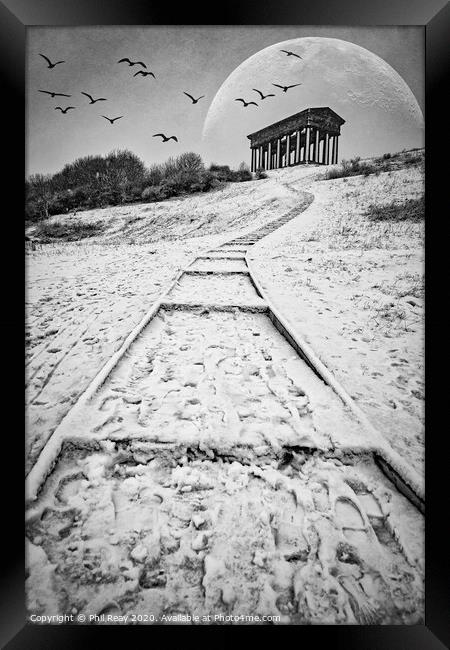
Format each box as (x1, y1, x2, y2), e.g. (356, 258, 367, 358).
(26, 224, 424, 624)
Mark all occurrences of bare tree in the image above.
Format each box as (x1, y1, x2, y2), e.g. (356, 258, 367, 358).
(26, 174, 53, 220)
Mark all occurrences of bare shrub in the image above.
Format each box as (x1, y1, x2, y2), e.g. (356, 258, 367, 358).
(26, 150, 147, 220)
(236, 162, 252, 181)
(208, 164, 233, 182)
(325, 150, 424, 181)
(26, 174, 54, 221)
(208, 162, 252, 182)
(26, 149, 256, 219)
(255, 168, 268, 180)
(365, 196, 424, 222)
(35, 219, 105, 241)
(146, 164, 164, 187)
(141, 185, 168, 202)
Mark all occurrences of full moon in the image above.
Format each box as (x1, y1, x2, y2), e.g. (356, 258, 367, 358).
(202, 37, 424, 167)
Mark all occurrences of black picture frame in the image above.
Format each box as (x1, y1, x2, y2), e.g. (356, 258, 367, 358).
(2, 0, 448, 646)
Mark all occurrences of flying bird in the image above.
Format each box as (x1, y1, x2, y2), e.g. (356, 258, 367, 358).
(272, 83, 302, 93)
(102, 115, 123, 124)
(134, 70, 156, 78)
(38, 90, 71, 98)
(55, 106, 75, 113)
(39, 53, 65, 68)
(81, 92, 107, 104)
(183, 92, 205, 104)
(118, 58, 146, 68)
(235, 98, 258, 107)
(252, 88, 275, 100)
(153, 133, 178, 142)
(280, 50, 303, 59)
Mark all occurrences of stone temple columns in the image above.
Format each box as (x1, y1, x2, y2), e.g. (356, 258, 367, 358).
(250, 130, 341, 171)
(314, 128, 320, 163)
(324, 133, 330, 165)
(305, 126, 311, 164)
(249, 122, 342, 170)
(295, 130, 301, 164)
(248, 107, 345, 171)
(331, 136, 336, 165)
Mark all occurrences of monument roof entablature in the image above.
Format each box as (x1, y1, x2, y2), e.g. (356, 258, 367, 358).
(247, 107, 345, 147)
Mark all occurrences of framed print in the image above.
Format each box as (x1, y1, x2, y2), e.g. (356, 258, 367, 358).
(1, 0, 449, 646)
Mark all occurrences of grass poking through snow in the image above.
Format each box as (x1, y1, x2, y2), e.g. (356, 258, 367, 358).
(35, 219, 106, 242)
(364, 196, 424, 222)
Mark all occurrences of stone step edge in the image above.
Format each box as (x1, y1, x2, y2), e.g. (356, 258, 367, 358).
(181, 269, 251, 276)
(160, 300, 268, 311)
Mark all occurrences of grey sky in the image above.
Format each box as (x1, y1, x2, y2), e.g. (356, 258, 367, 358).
(26, 26, 424, 176)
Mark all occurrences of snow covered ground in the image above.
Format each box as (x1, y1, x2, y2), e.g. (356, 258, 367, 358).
(26, 242, 195, 472)
(250, 161, 424, 474)
(26, 178, 312, 472)
(26, 281, 424, 626)
(26, 153, 424, 624)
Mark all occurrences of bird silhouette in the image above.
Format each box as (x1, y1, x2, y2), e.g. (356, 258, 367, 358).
(55, 106, 75, 113)
(118, 58, 146, 68)
(153, 133, 178, 142)
(252, 88, 275, 100)
(39, 53, 65, 68)
(81, 92, 107, 104)
(183, 92, 205, 104)
(134, 70, 156, 78)
(235, 98, 258, 107)
(272, 83, 302, 93)
(38, 90, 71, 98)
(280, 50, 303, 59)
(102, 115, 123, 124)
